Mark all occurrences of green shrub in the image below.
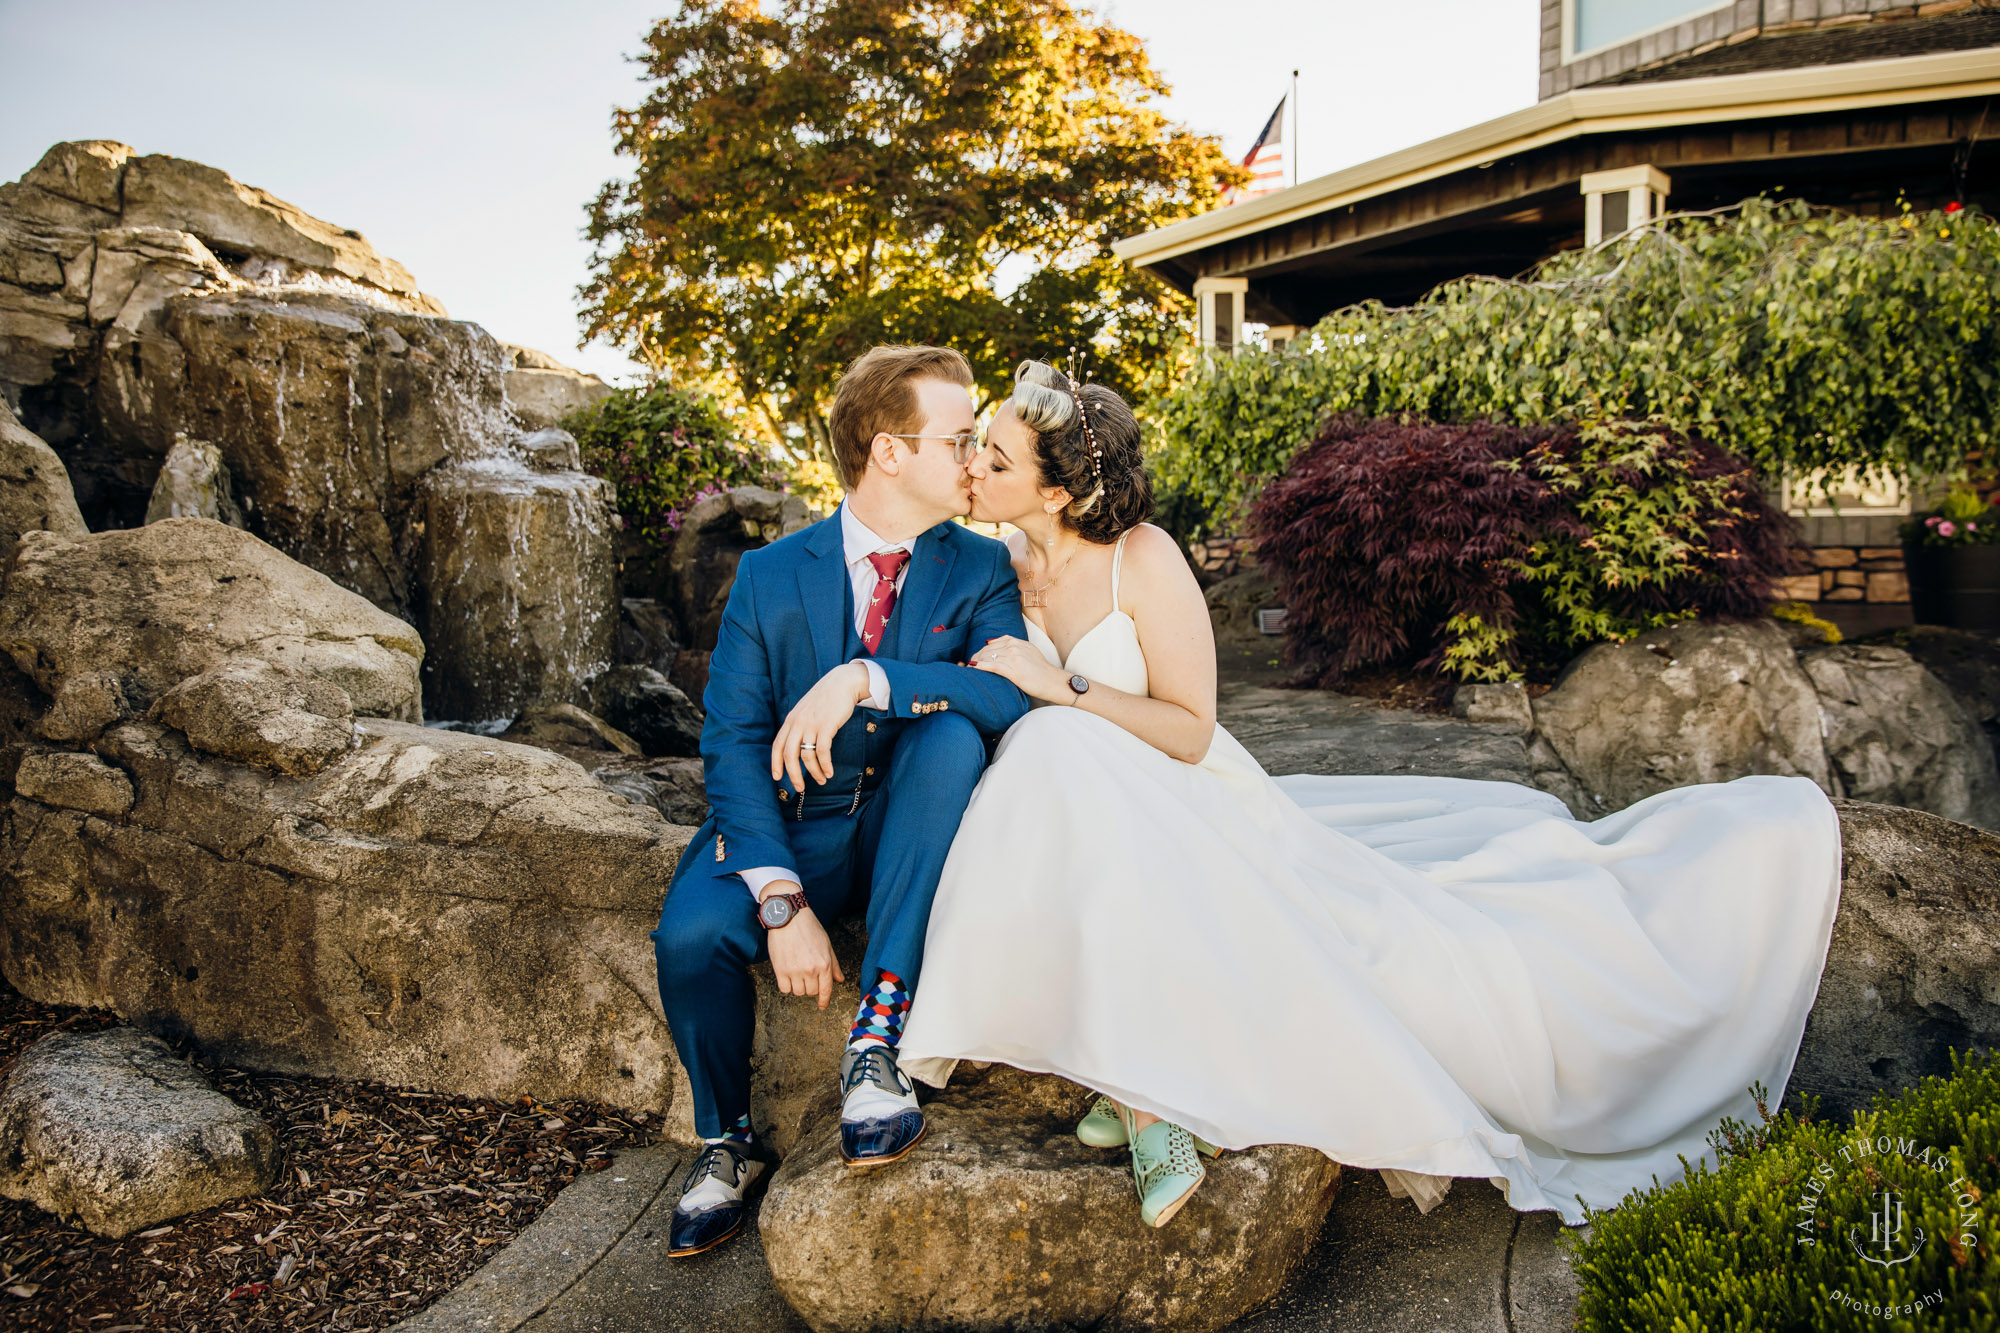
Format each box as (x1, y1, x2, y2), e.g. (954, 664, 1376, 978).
(562, 383, 783, 562)
(1565, 1048, 2000, 1331)
(1151, 199, 2000, 539)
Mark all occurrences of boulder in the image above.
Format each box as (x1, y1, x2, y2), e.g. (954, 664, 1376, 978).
(143, 433, 245, 527)
(503, 702, 641, 756)
(570, 753, 709, 828)
(502, 344, 612, 433)
(614, 596, 680, 676)
(1799, 643, 2000, 830)
(759, 1066, 1342, 1333)
(0, 1027, 277, 1238)
(1895, 626, 2000, 765)
(1204, 566, 1282, 646)
(417, 458, 618, 722)
(154, 657, 356, 776)
(517, 426, 582, 471)
(1, 719, 692, 1112)
(1451, 680, 1534, 734)
(1530, 620, 1831, 815)
(0, 518, 422, 742)
(14, 749, 133, 818)
(1790, 800, 2000, 1118)
(586, 665, 704, 758)
(163, 289, 517, 615)
(668, 486, 814, 649)
(0, 396, 86, 546)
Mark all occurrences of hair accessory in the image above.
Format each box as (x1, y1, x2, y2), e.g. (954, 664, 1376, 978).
(1062, 353, 1103, 483)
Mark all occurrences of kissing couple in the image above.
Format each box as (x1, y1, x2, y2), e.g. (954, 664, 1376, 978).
(650, 344, 1843, 1256)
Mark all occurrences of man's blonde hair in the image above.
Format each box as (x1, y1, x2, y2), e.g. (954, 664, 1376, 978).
(827, 345, 975, 488)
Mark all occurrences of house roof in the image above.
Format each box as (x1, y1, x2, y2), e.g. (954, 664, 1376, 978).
(1112, 44, 2000, 272)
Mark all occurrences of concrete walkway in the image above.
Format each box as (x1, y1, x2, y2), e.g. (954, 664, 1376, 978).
(394, 688, 1586, 1332)
(392, 1144, 1586, 1333)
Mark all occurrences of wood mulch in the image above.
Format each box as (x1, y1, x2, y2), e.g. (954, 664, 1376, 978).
(0, 983, 660, 1333)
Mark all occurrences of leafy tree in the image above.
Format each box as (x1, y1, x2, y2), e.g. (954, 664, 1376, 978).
(582, 0, 1241, 463)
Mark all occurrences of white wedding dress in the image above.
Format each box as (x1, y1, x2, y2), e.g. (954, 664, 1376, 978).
(898, 534, 1843, 1224)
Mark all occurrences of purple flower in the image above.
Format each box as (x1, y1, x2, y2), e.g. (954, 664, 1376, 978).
(1939, 520, 1959, 538)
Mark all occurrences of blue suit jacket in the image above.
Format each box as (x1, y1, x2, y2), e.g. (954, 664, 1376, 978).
(690, 513, 1031, 884)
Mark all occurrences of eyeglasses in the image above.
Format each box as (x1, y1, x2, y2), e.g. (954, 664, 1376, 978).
(883, 432, 983, 465)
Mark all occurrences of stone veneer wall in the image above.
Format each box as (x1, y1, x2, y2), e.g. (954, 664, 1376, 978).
(1538, 0, 1984, 99)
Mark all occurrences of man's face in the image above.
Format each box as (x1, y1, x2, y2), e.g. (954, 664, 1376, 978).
(893, 377, 977, 520)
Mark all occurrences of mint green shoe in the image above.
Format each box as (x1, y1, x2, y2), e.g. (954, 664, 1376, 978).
(1125, 1111, 1207, 1229)
(1077, 1094, 1221, 1157)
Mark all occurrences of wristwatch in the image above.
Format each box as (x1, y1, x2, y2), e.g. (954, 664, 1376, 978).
(758, 891, 810, 930)
(1067, 673, 1090, 702)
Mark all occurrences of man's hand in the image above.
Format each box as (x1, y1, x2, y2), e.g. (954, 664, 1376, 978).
(772, 662, 870, 789)
(762, 881, 844, 1009)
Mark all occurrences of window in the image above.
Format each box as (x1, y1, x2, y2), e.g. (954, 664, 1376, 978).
(1566, 0, 1733, 61)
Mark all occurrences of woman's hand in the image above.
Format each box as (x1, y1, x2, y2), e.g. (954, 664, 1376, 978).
(971, 635, 1074, 705)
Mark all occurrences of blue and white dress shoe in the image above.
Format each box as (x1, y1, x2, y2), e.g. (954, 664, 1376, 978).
(667, 1138, 771, 1258)
(839, 1044, 927, 1168)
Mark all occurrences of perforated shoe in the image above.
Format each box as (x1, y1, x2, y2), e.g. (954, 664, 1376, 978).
(838, 1044, 927, 1169)
(1077, 1094, 1221, 1157)
(1119, 1103, 1207, 1229)
(666, 1138, 772, 1258)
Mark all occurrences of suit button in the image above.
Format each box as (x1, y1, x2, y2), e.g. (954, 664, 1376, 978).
(865, 766, 875, 776)
(940, 701, 951, 710)
(866, 722, 877, 733)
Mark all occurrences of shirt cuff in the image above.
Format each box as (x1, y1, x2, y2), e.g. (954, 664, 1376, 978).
(740, 866, 800, 903)
(853, 657, 891, 710)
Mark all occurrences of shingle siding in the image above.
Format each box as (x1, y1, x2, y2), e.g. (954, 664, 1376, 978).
(1540, 0, 1989, 97)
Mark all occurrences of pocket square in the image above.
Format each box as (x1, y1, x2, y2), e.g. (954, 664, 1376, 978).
(932, 625, 948, 633)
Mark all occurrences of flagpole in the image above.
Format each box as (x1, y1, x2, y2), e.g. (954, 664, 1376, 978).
(1291, 69, 1300, 189)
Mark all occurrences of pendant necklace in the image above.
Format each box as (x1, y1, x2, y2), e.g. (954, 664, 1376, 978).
(1022, 532, 1080, 610)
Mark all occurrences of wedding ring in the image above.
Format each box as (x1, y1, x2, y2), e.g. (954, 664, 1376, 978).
(800, 742, 817, 750)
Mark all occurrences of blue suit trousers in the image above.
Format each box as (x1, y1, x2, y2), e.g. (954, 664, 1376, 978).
(650, 710, 987, 1139)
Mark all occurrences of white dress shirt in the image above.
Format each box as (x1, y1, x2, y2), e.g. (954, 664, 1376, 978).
(740, 502, 909, 901)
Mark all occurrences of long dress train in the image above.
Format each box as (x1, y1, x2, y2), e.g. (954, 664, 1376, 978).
(898, 534, 1842, 1224)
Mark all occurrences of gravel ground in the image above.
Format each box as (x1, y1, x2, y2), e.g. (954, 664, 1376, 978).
(0, 983, 660, 1333)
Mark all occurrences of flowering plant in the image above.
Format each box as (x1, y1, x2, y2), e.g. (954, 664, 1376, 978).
(1902, 483, 2000, 547)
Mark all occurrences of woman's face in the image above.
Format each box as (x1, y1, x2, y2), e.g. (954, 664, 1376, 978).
(966, 400, 1058, 529)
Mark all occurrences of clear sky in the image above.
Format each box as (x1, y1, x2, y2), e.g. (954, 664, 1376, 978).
(0, 0, 1539, 386)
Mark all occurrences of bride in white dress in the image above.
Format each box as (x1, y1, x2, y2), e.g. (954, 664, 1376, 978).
(896, 360, 1844, 1229)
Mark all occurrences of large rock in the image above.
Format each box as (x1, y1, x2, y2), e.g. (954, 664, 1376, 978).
(0, 1026, 277, 1238)
(1896, 626, 2000, 767)
(0, 518, 422, 741)
(1530, 620, 1832, 815)
(163, 289, 518, 616)
(1, 719, 692, 1112)
(1790, 800, 2000, 1118)
(143, 433, 246, 527)
(1205, 566, 1282, 647)
(759, 1066, 1342, 1333)
(154, 657, 356, 777)
(668, 486, 814, 649)
(417, 458, 618, 721)
(586, 664, 704, 758)
(0, 396, 85, 547)
(1800, 643, 2000, 829)
(502, 344, 612, 432)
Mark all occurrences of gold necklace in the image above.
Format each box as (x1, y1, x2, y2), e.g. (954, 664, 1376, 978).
(1021, 535, 1082, 610)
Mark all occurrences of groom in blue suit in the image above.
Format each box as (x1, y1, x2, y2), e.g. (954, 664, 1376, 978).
(652, 345, 1031, 1256)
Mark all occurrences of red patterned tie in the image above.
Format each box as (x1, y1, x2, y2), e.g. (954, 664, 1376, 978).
(860, 551, 910, 655)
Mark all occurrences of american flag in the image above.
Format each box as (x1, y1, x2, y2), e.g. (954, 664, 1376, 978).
(1222, 94, 1288, 206)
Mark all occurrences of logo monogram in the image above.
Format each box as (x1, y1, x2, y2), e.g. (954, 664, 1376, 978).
(1849, 1189, 1927, 1267)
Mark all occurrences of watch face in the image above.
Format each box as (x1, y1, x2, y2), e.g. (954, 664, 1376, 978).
(759, 896, 793, 928)
(1069, 673, 1090, 694)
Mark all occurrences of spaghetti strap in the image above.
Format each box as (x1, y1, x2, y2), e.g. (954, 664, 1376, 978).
(1110, 531, 1129, 613)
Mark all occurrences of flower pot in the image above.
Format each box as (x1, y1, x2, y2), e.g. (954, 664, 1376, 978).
(1902, 541, 2000, 632)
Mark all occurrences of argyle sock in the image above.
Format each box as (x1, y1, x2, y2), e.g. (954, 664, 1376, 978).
(704, 1110, 753, 1146)
(846, 970, 911, 1053)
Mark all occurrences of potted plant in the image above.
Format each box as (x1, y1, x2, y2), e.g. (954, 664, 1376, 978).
(1901, 484, 2000, 631)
